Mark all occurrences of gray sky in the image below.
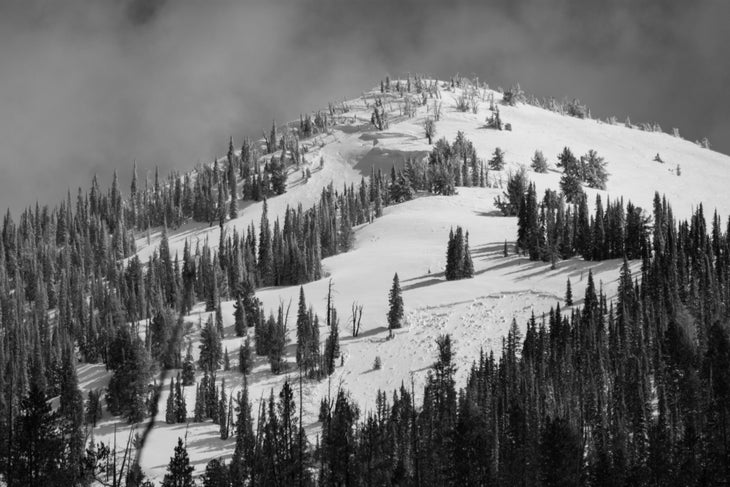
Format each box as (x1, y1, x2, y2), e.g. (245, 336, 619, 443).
(0, 0, 728, 212)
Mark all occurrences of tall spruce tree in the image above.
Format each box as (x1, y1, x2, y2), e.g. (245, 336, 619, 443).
(199, 315, 222, 372)
(228, 137, 238, 220)
(162, 438, 195, 487)
(387, 273, 404, 336)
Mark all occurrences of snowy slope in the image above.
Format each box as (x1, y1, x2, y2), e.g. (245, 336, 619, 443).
(81, 81, 730, 481)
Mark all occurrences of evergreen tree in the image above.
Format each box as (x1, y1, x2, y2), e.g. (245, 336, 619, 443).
(162, 438, 195, 487)
(219, 380, 229, 439)
(539, 417, 582, 487)
(560, 172, 583, 203)
(463, 231, 474, 278)
(268, 308, 286, 374)
(230, 378, 255, 485)
(85, 389, 102, 427)
(181, 345, 196, 386)
(228, 137, 238, 220)
(233, 295, 247, 337)
(258, 200, 273, 285)
(324, 309, 340, 376)
(424, 117, 436, 144)
(239, 337, 253, 375)
(445, 226, 473, 280)
(58, 345, 84, 468)
(565, 278, 573, 306)
(9, 381, 70, 486)
(175, 375, 187, 423)
(203, 458, 230, 487)
(165, 379, 176, 424)
(387, 273, 404, 336)
(296, 286, 311, 366)
(581, 149, 609, 189)
(531, 149, 548, 173)
(106, 329, 151, 423)
(200, 315, 222, 372)
(488, 147, 506, 170)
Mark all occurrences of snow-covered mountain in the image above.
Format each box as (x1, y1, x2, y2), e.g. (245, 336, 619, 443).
(79, 79, 730, 481)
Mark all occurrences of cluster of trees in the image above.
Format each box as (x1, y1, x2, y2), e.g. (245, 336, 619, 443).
(445, 226, 474, 280)
(164, 375, 187, 425)
(515, 183, 651, 264)
(129, 135, 294, 231)
(425, 132, 488, 195)
(379, 74, 441, 99)
(181, 379, 313, 486)
(358, 131, 490, 212)
(557, 147, 609, 199)
(181, 191, 730, 485)
(497, 166, 649, 265)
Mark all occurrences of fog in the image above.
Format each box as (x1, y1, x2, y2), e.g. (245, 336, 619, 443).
(0, 0, 727, 212)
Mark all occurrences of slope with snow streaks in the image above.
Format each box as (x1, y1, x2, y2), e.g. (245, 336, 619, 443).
(84, 81, 729, 481)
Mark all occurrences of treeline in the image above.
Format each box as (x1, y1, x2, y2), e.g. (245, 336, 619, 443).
(181, 191, 730, 486)
(129, 135, 295, 230)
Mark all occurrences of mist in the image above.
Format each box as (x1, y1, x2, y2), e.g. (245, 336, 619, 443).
(0, 0, 727, 212)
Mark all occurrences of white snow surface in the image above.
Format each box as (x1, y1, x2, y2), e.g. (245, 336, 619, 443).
(80, 82, 730, 482)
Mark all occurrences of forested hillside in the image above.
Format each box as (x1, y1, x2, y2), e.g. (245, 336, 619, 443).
(1, 76, 729, 486)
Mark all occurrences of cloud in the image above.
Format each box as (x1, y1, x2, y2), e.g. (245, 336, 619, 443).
(0, 0, 727, 212)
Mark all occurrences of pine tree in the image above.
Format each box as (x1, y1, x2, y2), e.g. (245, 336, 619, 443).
(445, 228, 457, 280)
(233, 295, 247, 337)
(388, 273, 404, 336)
(424, 117, 436, 144)
(531, 150, 548, 173)
(296, 286, 310, 366)
(58, 345, 84, 467)
(162, 438, 195, 487)
(165, 379, 176, 424)
(175, 375, 187, 423)
(560, 172, 583, 203)
(539, 417, 582, 487)
(203, 459, 230, 487)
(228, 137, 238, 220)
(181, 345, 195, 386)
(268, 308, 287, 374)
(258, 200, 273, 285)
(463, 231, 474, 278)
(219, 380, 229, 440)
(565, 278, 573, 306)
(324, 308, 340, 376)
(488, 147, 506, 170)
(199, 315, 222, 372)
(106, 329, 151, 423)
(230, 378, 255, 484)
(85, 389, 102, 427)
(239, 337, 252, 375)
(194, 380, 205, 422)
(9, 381, 69, 486)
(581, 149, 609, 189)
(445, 226, 473, 280)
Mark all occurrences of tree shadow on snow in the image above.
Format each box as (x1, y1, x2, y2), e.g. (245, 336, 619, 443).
(341, 326, 388, 342)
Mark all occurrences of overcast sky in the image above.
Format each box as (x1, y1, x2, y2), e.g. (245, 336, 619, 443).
(0, 0, 728, 212)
